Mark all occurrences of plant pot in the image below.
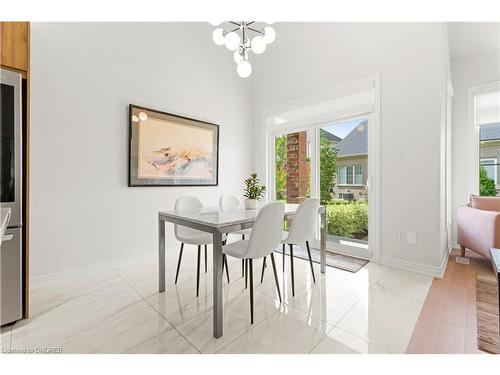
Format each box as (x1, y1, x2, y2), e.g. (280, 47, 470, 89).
(245, 198, 258, 210)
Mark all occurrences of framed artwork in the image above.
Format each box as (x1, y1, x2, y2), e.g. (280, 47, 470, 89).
(128, 104, 219, 186)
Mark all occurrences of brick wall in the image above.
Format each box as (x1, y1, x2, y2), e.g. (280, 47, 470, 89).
(286, 132, 310, 203)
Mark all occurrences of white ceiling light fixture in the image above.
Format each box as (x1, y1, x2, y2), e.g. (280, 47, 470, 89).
(210, 21, 276, 78)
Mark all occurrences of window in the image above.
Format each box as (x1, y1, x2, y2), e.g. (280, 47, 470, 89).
(480, 158, 498, 185)
(338, 165, 363, 185)
(474, 84, 500, 197)
(338, 192, 354, 201)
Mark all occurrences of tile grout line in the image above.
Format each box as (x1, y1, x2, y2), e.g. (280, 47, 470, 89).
(307, 324, 337, 354)
(337, 326, 393, 353)
(308, 266, 396, 353)
(214, 306, 283, 354)
(112, 269, 202, 354)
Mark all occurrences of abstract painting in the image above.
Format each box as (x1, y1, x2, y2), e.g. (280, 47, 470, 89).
(129, 105, 219, 186)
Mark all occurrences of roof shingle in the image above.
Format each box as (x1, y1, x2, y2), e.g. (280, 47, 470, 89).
(480, 123, 500, 141)
(337, 120, 368, 157)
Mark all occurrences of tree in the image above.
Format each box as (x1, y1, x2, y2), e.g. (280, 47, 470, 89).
(275, 135, 287, 201)
(320, 131, 338, 204)
(480, 166, 497, 196)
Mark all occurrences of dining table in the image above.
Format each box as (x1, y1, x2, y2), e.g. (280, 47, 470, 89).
(158, 203, 327, 338)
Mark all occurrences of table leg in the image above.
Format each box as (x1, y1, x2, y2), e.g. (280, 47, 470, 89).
(212, 230, 223, 338)
(158, 216, 166, 292)
(320, 209, 326, 274)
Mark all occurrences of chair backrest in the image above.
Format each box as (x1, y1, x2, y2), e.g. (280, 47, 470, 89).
(219, 194, 240, 210)
(245, 202, 285, 259)
(174, 196, 204, 240)
(471, 195, 500, 212)
(286, 198, 320, 244)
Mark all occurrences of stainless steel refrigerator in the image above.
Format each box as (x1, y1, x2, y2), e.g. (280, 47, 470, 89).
(1, 68, 23, 326)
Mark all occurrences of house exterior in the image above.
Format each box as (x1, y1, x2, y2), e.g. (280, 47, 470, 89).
(480, 123, 500, 195)
(330, 121, 368, 201)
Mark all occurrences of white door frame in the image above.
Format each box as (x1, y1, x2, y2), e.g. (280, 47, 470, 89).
(264, 74, 381, 262)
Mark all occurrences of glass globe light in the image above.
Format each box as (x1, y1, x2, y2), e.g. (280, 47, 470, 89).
(208, 21, 222, 26)
(212, 28, 225, 45)
(263, 26, 276, 44)
(224, 32, 241, 51)
(251, 36, 266, 54)
(131, 114, 139, 123)
(237, 60, 252, 78)
(138, 111, 148, 121)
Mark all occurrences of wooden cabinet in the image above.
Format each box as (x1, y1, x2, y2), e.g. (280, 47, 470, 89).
(1, 22, 29, 72)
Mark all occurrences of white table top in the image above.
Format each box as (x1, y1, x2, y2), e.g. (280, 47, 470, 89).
(159, 203, 325, 229)
(1, 207, 12, 244)
(159, 204, 304, 228)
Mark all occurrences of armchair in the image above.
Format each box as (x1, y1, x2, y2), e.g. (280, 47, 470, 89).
(457, 195, 500, 260)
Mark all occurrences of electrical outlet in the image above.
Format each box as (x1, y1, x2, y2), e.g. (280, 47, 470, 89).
(393, 233, 401, 242)
(407, 232, 417, 245)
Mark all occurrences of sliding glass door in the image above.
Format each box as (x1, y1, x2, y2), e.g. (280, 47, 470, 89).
(318, 117, 371, 259)
(270, 115, 374, 260)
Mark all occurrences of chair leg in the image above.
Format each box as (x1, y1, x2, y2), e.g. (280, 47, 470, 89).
(289, 244, 295, 296)
(282, 243, 285, 271)
(175, 243, 184, 284)
(204, 244, 208, 273)
(249, 259, 254, 324)
(242, 235, 247, 281)
(245, 259, 248, 289)
(196, 245, 201, 297)
(460, 245, 466, 257)
(260, 256, 267, 283)
(305, 241, 316, 283)
(223, 254, 230, 283)
(270, 253, 282, 303)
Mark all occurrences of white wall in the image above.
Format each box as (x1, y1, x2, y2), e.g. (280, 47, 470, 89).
(251, 23, 450, 274)
(450, 49, 500, 243)
(30, 23, 253, 278)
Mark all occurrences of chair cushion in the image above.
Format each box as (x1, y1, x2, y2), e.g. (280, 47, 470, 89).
(223, 240, 250, 259)
(471, 195, 500, 212)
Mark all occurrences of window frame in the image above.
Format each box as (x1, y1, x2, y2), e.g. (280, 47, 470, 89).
(480, 157, 498, 186)
(337, 165, 364, 187)
(467, 81, 500, 197)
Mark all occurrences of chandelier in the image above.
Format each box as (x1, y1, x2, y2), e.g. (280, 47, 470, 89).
(210, 21, 276, 78)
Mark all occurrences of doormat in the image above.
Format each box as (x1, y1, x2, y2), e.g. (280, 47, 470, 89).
(276, 245, 368, 273)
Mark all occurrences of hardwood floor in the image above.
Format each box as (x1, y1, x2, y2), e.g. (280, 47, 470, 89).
(406, 248, 494, 354)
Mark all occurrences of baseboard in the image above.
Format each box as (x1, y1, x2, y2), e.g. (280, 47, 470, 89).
(381, 251, 449, 278)
(29, 249, 166, 287)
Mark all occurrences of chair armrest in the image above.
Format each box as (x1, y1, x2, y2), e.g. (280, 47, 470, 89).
(457, 206, 500, 259)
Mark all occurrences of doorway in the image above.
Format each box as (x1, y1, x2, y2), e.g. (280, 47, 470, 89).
(269, 114, 376, 260)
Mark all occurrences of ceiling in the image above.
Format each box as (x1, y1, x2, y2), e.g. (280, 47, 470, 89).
(448, 22, 500, 60)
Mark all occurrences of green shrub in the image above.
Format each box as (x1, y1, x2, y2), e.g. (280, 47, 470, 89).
(480, 166, 496, 196)
(326, 201, 368, 238)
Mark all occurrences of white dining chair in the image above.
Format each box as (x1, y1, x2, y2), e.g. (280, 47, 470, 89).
(219, 194, 253, 280)
(262, 198, 320, 296)
(174, 196, 229, 296)
(223, 202, 284, 324)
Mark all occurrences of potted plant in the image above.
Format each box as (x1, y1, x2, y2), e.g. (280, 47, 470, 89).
(243, 173, 266, 210)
